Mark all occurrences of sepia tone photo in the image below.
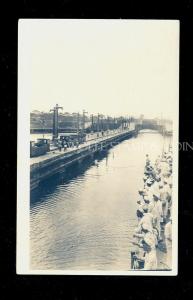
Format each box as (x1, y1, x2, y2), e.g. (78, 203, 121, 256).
(17, 19, 179, 275)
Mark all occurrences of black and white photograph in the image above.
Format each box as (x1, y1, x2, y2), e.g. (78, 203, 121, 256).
(17, 19, 179, 275)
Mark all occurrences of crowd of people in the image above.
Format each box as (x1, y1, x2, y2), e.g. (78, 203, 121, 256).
(131, 148, 173, 270)
(56, 135, 86, 151)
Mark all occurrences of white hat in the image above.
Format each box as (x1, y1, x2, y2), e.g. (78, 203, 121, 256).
(143, 189, 148, 195)
(153, 192, 160, 199)
(142, 204, 148, 211)
(138, 207, 144, 213)
(146, 179, 152, 185)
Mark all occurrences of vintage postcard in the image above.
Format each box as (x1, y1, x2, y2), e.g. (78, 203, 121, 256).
(17, 19, 179, 275)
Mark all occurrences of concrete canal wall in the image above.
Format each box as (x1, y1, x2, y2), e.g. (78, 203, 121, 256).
(30, 129, 136, 190)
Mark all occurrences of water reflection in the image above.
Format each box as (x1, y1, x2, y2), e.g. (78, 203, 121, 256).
(30, 131, 170, 270)
(30, 152, 107, 208)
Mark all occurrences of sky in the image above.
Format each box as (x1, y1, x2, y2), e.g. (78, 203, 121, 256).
(18, 19, 179, 119)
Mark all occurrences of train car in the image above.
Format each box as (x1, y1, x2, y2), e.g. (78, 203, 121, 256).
(30, 138, 50, 157)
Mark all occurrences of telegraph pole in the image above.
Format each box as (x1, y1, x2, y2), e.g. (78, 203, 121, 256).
(97, 113, 100, 137)
(76, 112, 80, 143)
(101, 115, 103, 132)
(107, 116, 110, 132)
(77, 112, 80, 134)
(82, 109, 88, 134)
(120, 117, 122, 131)
(91, 114, 94, 131)
(50, 104, 63, 139)
(40, 112, 45, 139)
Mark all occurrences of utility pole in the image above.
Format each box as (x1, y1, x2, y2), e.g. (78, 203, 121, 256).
(82, 109, 88, 133)
(82, 109, 88, 142)
(40, 112, 45, 139)
(76, 112, 80, 143)
(91, 114, 94, 131)
(107, 116, 110, 132)
(97, 113, 100, 137)
(121, 117, 124, 131)
(101, 115, 103, 132)
(77, 112, 80, 134)
(50, 104, 63, 139)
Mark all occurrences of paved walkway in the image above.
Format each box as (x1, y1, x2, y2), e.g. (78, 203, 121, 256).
(30, 125, 135, 166)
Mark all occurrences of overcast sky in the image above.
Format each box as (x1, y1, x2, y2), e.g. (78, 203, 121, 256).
(19, 20, 179, 119)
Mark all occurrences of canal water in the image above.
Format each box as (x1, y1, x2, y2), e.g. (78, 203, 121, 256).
(30, 130, 170, 270)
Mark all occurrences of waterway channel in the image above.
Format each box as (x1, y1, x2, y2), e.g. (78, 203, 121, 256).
(30, 130, 170, 270)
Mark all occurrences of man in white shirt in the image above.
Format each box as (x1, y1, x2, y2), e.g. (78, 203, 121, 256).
(136, 206, 154, 233)
(160, 180, 170, 220)
(149, 193, 163, 241)
(151, 179, 160, 199)
(142, 234, 158, 270)
(164, 218, 172, 269)
(136, 200, 145, 221)
(144, 181, 154, 203)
